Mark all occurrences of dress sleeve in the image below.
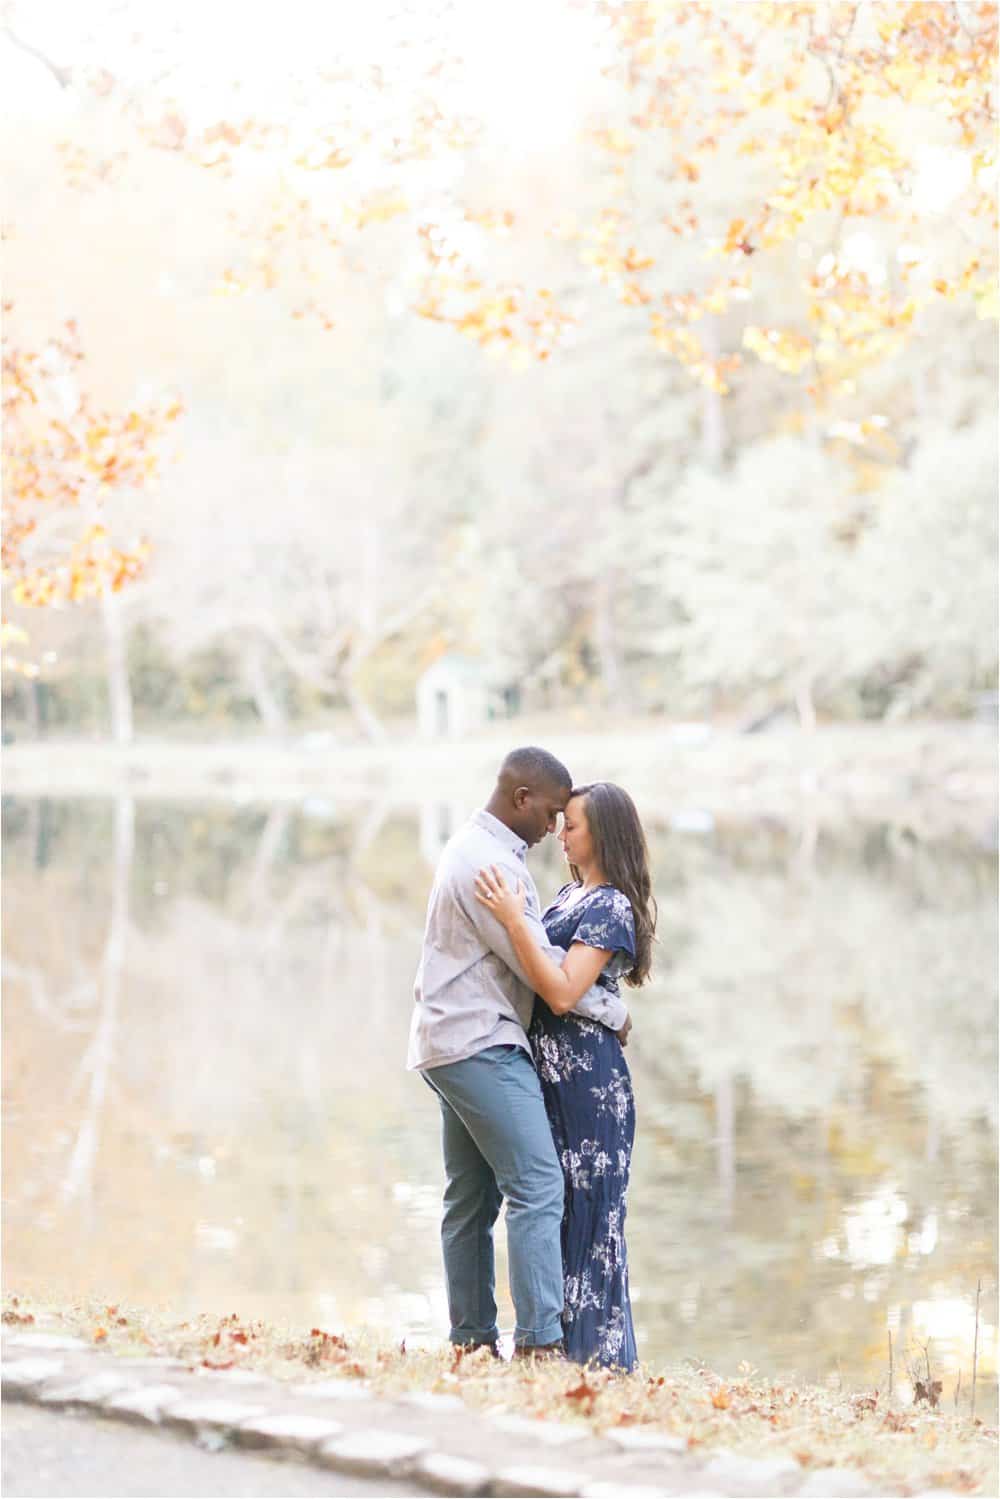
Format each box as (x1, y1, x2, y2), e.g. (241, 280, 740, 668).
(573, 888, 636, 970)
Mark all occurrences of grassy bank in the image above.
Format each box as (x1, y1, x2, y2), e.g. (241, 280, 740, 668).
(5, 1295, 995, 1495)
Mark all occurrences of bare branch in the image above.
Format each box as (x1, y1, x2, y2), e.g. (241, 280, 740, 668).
(2, 23, 74, 90)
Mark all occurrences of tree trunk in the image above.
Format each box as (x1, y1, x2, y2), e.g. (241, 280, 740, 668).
(358, 519, 379, 641)
(62, 792, 133, 1202)
(594, 572, 623, 710)
(26, 678, 41, 739)
(345, 521, 386, 742)
(243, 634, 286, 736)
(344, 670, 386, 742)
(700, 318, 725, 472)
(101, 589, 133, 744)
(248, 805, 291, 907)
(796, 804, 819, 875)
(715, 1070, 735, 1221)
(794, 669, 817, 733)
(925, 1113, 939, 1164)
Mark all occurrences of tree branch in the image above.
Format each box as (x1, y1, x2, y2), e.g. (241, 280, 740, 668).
(2, 24, 74, 90)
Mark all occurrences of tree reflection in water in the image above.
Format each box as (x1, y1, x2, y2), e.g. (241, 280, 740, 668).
(61, 793, 134, 1206)
(1, 795, 996, 1407)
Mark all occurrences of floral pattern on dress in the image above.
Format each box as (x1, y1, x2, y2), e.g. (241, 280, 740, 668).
(529, 882, 638, 1372)
(589, 1072, 634, 1125)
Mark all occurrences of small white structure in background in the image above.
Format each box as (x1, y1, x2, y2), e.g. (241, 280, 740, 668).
(669, 808, 715, 835)
(668, 722, 713, 749)
(417, 654, 518, 740)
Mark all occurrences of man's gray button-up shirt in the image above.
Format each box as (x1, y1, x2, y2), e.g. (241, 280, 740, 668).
(407, 809, 629, 1072)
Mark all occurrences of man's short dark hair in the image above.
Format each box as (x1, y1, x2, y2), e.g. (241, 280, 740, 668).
(499, 746, 572, 792)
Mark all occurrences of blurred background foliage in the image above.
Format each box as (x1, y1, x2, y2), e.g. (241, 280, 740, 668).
(1, 1, 996, 742)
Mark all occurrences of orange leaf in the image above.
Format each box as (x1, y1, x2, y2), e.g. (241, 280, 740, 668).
(565, 1378, 596, 1407)
(711, 1388, 731, 1409)
(94, 1327, 108, 1342)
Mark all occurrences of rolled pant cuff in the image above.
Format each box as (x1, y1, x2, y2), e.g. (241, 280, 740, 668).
(450, 1328, 499, 1346)
(514, 1322, 564, 1348)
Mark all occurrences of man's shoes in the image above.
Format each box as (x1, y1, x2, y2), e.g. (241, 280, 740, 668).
(454, 1339, 501, 1361)
(512, 1340, 565, 1362)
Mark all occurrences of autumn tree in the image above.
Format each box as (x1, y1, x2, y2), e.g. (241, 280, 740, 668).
(1, 314, 182, 732)
(12, 4, 994, 380)
(1, 2, 996, 725)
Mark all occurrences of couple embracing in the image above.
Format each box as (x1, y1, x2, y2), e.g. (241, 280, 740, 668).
(407, 746, 657, 1370)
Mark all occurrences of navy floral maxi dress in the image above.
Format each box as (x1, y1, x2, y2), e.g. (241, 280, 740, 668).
(530, 883, 638, 1371)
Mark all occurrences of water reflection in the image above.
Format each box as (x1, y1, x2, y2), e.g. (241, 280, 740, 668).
(2, 794, 996, 1409)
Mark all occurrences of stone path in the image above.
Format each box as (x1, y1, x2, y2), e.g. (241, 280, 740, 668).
(3, 1402, 422, 1498)
(1, 1331, 965, 1498)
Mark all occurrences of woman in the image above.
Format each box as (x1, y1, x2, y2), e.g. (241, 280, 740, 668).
(474, 782, 656, 1371)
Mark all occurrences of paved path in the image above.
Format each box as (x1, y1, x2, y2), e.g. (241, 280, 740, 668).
(2, 1330, 970, 1498)
(2, 1402, 421, 1498)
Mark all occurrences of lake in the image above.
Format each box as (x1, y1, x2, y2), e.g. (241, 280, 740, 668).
(2, 790, 996, 1408)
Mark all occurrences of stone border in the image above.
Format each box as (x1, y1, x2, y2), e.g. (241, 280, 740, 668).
(1, 1332, 967, 1499)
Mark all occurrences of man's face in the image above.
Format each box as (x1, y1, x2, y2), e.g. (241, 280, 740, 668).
(512, 781, 570, 848)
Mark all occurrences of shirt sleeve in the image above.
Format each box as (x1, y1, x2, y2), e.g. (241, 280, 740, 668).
(455, 857, 628, 1032)
(571, 976, 629, 1031)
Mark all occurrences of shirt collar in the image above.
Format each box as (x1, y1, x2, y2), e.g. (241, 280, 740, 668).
(471, 808, 528, 860)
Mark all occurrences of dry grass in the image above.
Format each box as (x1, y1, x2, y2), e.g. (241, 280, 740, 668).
(5, 1294, 996, 1495)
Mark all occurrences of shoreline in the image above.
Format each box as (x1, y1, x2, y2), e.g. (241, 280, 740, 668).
(3, 724, 996, 840)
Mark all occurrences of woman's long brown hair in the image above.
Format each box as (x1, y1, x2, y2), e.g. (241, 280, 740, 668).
(568, 782, 657, 987)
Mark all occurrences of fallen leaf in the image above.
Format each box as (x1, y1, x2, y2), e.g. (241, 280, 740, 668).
(310, 1328, 348, 1349)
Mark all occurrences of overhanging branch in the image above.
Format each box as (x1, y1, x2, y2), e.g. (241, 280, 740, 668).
(2, 24, 74, 90)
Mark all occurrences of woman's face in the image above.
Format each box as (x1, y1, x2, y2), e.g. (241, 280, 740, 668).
(560, 795, 594, 873)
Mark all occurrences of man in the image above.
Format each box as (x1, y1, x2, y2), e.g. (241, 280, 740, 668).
(407, 746, 631, 1357)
